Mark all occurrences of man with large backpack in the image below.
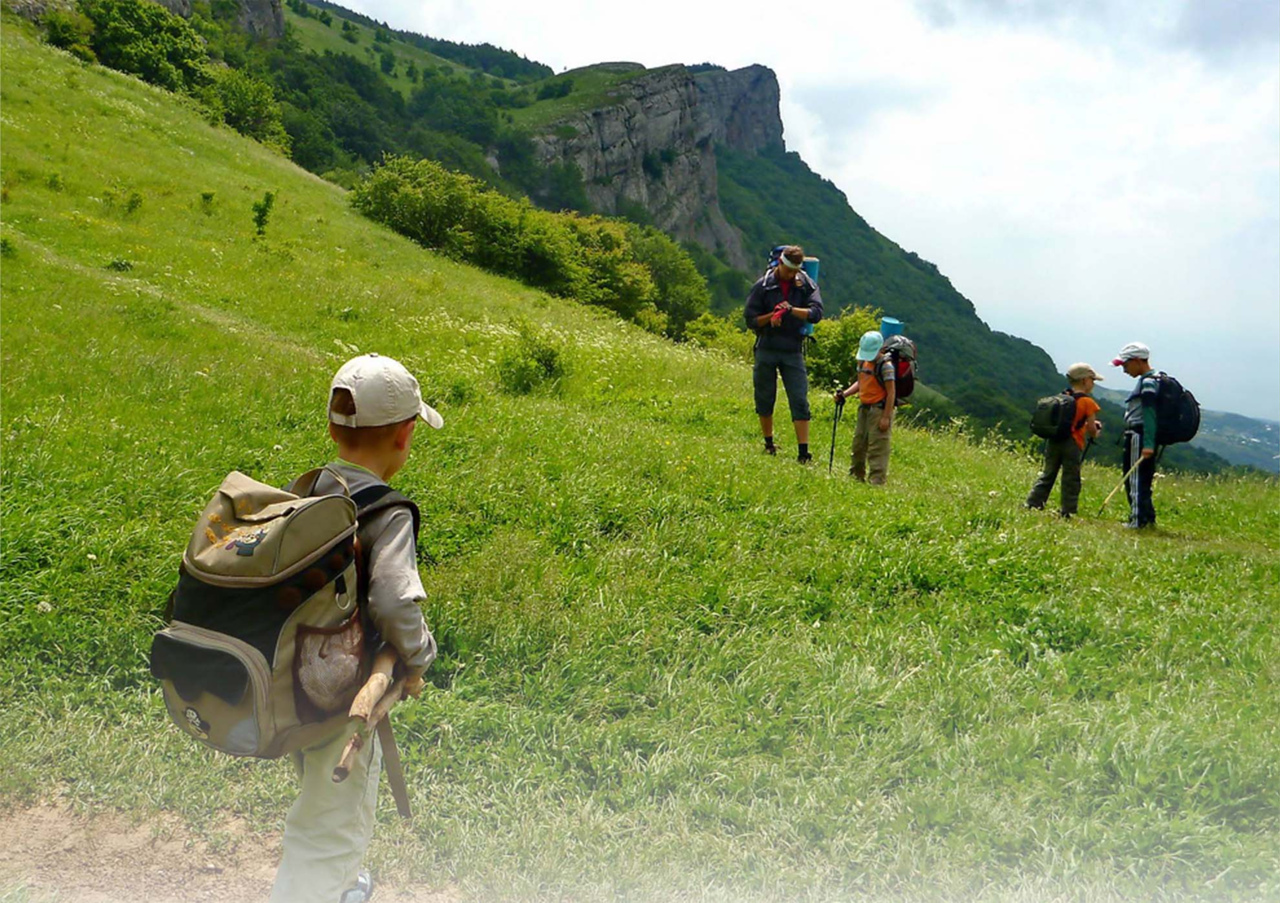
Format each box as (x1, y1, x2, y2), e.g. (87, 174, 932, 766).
(744, 245, 824, 463)
(1112, 342, 1165, 528)
(1025, 363, 1103, 518)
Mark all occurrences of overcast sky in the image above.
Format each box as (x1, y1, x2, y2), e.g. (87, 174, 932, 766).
(344, 0, 1279, 421)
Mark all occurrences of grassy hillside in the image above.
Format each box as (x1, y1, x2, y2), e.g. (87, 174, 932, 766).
(283, 6, 473, 96)
(3, 22, 1280, 903)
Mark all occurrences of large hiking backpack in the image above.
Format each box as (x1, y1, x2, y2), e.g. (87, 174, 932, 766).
(1030, 391, 1084, 440)
(1152, 374, 1200, 445)
(874, 334, 917, 403)
(149, 468, 418, 759)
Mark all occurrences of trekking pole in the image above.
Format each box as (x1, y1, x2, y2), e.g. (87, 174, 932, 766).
(1080, 437, 1094, 464)
(828, 399, 844, 473)
(1097, 458, 1143, 517)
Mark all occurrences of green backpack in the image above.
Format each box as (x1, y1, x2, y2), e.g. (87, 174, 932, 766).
(149, 468, 416, 758)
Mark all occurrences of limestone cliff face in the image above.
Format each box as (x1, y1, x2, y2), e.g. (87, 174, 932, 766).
(528, 64, 783, 270)
(151, 0, 283, 38)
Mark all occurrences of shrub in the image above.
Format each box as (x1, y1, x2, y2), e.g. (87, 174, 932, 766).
(105, 257, 133, 271)
(123, 190, 143, 215)
(44, 9, 97, 62)
(0, 237, 15, 258)
(200, 191, 215, 214)
(805, 305, 883, 390)
(351, 156, 713, 334)
(497, 320, 569, 395)
(79, 0, 207, 93)
(535, 77, 573, 101)
(46, 173, 65, 191)
(201, 66, 290, 152)
(683, 312, 753, 361)
(379, 49, 395, 75)
(251, 190, 275, 235)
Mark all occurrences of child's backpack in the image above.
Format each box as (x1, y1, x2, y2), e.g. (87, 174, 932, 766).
(874, 334, 917, 403)
(1030, 391, 1084, 440)
(148, 468, 418, 759)
(1152, 374, 1200, 446)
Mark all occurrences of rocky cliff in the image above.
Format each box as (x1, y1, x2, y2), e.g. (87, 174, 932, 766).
(529, 64, 784, 270)
(154, 0, 284, 37)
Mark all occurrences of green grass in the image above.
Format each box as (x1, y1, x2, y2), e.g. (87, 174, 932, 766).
(507, 63, 651, 132)
(3, 21, 1280, 902)
(284, 8, 482, 97)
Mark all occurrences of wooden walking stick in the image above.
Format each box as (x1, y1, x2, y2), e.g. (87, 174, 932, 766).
(1097, 458, 1144, 517)
(333, 645, 413, 819)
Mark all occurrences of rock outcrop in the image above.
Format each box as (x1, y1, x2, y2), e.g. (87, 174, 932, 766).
(153, 0, 283, 38)
(528, 64, 784, 269)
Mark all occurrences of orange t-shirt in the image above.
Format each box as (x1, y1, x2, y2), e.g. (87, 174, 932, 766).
(1071, 395, 1100, 450)
(857, 358, 894, 405)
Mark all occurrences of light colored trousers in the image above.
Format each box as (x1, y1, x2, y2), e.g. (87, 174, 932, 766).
(851, 403, 893, 485)
(270, 722, 382, 903)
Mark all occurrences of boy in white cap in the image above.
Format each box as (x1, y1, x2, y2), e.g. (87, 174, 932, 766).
(271, 353, 442, 903)
(833, 330, 895, 485)
(1112, 341, 1160, 528)
(1025, 363, 1103, 518)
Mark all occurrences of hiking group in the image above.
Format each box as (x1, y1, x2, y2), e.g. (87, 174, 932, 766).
(148, 249, 1198, 903)
(744, 247, 1196, 528)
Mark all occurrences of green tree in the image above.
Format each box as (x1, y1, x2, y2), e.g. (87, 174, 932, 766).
(43, 9, 97, 61)
(79, 0, 207, 92)
(203, 66, 290, 152)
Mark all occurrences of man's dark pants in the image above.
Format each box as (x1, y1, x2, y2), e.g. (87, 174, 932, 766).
(1123, 430, 1157, 527)
(753, 348, 810, 422)
(1026, 437, 1083, 516)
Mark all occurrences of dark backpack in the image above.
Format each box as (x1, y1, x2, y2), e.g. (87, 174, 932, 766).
(1152, 374, 1200, 445)
(874, 334, 917, 403)
(1030, 391, 1084, 440)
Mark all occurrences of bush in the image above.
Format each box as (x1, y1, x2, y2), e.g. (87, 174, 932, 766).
(351, 156, 714, 337)
(251, 190, 275, 236)
(44, 9, 97, 62)
(805, 305, 882, 391)
(201, 66, 290, 152)
(683, 312, 753, 361)
(79, 0, 207, 93)
(497, 321, 569, 395)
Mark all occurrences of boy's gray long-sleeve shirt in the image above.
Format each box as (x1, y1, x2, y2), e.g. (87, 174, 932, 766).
(313, 462, 437, 674)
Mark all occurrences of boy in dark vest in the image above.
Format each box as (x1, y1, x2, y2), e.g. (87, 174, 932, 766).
(271, 353, 441, 903)
(743, 245, 824, 462)
(1112, 342, 1160, 528)
(1025, 362, 1103, 518)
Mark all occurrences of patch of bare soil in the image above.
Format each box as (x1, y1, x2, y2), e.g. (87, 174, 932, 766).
(0, 803, 457, 902)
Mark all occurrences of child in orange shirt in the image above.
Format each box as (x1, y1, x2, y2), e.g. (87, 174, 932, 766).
(1025, 362, 1103, 518)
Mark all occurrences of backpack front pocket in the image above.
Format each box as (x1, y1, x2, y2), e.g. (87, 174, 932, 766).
(150, 622, 272, 756)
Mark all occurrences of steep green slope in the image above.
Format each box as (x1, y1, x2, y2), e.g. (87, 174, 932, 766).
(3, 24, 1279, 902)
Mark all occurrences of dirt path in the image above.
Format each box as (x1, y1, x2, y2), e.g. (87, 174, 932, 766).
(0, 803, 457, 902)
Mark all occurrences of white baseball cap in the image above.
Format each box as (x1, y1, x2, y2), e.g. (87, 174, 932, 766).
(1111, 342, 1150, 366)
(329, 353, 443, 429)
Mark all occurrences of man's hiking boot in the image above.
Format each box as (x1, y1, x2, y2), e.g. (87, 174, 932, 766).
(339, 870, 374, 903)
(763, 444, 777, 456)
(797, 452, 814, 465)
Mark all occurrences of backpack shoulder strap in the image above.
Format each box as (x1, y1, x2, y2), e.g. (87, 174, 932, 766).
(350, 484, 421, 541)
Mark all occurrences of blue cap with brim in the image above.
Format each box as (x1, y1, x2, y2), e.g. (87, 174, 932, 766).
(856, 331, 884, 362)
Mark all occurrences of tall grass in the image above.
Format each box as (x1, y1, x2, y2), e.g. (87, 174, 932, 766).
(2, 20, 1278, 901)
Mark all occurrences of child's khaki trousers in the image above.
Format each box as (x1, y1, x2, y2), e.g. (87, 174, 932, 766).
(851, 403, 893, 485)
(270, 721, 382, 903)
